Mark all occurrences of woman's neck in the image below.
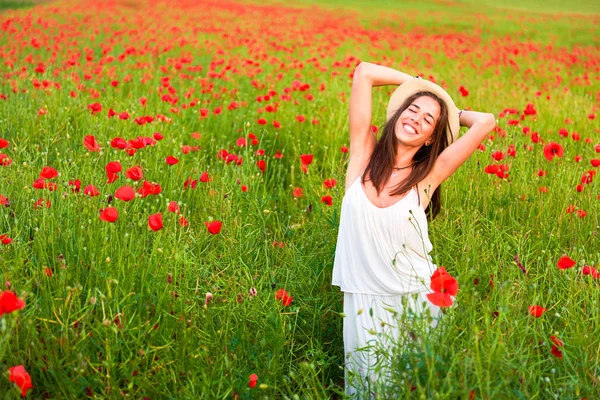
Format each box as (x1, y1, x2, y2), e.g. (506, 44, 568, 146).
(393, 146, 419, 168)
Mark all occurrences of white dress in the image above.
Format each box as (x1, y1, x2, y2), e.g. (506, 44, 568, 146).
(331, 172, 441, 398)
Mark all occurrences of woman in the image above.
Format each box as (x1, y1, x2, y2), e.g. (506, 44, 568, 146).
(331, 62, 495, 397)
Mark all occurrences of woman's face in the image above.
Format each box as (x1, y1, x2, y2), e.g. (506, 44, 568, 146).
(394, 96, 441, 148)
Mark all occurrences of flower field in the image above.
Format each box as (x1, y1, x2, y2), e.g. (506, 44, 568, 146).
(0, 0, 598, 398)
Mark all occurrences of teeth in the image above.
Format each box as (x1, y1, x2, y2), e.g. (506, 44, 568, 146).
(403, 124, 416, 134)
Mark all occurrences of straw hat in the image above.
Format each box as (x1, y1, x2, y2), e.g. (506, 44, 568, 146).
(386, 78, 460, 144)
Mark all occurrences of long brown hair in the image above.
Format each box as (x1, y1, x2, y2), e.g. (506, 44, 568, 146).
(362, 91, 452, 220)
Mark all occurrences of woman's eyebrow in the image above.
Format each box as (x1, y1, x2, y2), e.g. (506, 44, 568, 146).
(410, 103, 436, 121)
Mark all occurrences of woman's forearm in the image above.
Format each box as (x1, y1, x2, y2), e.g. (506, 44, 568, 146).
(355, 62, 414, 87)
(459, 109, 496, 129)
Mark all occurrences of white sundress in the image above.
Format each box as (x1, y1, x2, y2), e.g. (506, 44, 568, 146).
(331, 172, 441, 398)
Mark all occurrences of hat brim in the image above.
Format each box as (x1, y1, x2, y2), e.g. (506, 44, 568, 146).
(386, 79, 459, 144)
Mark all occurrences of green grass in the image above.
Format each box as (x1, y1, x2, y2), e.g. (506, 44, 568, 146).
(0, 0, 598, 398)
(0, 0, 39, 10)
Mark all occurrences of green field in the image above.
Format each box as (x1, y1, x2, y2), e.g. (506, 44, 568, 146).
(0, 0, 598, 398)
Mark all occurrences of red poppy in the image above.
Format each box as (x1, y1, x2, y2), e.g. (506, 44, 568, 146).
(236, 137, 247, 147)
(0, 234, 13, 245)
(34, 199, 51, 209)
(426, 266, 459, 307)
(340, 145, 348, 153)
(523, 103, 536, 116)
(0, 153, 11, 166)
(321, 195, 333, 206)
(126, 166, 143, 181)
(166, 156, 179, 165)
(184, 177, 197, 189)
(300, 154, 313, 165)
(106, 161, 122, 174)
(205, 220, 222, 235)
(39, 166, 58, 179)
(429, 267, 459, 296)
(550, 345, 563, 359)
(492, 151, 504, 161)
(543, 142, 564, 161)
(275, 289, 293, 306)
(528, 305, 546, 318)
(181, 145, 192, 154)
(83, 135, 101, 152)
(148, 213, 163, 231)
(99, 207, 118, 222)
(139, 181, 161, 198)
(88, 102, 102, 115)
(550, 335, 563, 347)
(8, 365, 33, 397)
(558, 128, 568, 137)
(107, 172, 119, 184)
(323, 179, 337, 189)
(296, 115, 305, 122)
(0, 138, 8, 148)
(274, 150, 284, 159)
(459, 86, 469, 96)
(292, 187, 303, 198)
(68, 179, 81, 193)
(32, 178, 46, 190)
(557, 255, 576, 270)
(199, 171, 211, 182)
(582, 265, 599, 278)
(241, 185, 248, 192)
(591, 159, 600, 167)
(248, 373, 258, 389)
(168, 201, 180, 213)
(115, 186, 135, 201)
(257, 118, 267, 125)
(0, 290, 26, 316)
(178, 216, 189, 227)
(256, 160, 266, 173)
(83, 185, 100, 197)
(425, 292, 454, 308)
(110, 138, 127, 149)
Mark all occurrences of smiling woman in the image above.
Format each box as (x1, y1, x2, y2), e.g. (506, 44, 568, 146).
(332, 61, 495, 397)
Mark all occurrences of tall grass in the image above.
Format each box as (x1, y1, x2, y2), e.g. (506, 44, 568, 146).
(0, 0, 598, 398)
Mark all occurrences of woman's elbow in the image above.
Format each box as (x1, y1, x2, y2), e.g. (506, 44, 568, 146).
(353, 62, 372, 80)
(481, 113, 496, 131)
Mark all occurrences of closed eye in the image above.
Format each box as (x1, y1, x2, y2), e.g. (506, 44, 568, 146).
(409, 103, 436, 124)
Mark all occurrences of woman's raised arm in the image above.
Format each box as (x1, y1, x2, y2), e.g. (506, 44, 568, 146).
(346, 62, 414, 189)
(428, 110, 496, 188)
